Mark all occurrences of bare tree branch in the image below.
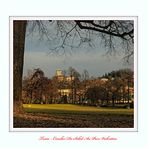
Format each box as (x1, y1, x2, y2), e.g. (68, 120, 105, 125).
(75, 20, 133, 40)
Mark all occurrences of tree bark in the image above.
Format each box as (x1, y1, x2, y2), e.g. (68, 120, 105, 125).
(13, 20, 27, 114)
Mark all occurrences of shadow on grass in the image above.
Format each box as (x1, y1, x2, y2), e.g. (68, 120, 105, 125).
(14, 111, 134, 128)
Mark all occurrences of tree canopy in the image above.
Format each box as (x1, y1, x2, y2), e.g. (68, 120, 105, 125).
(27, 20, 134, 59)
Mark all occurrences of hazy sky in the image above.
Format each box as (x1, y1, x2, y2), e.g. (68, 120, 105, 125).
(23, 21, 133, 78)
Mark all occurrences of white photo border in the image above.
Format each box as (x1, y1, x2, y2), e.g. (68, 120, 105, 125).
(9, 16, 138, 132)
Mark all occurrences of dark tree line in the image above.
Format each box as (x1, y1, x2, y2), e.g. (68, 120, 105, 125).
(85, 69, 134, 107)
(22, 69, 50, 104)
(22, 68, 134, 108)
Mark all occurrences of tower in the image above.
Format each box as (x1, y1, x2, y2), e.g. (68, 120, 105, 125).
(55, 69, 64, 81)
(55, 69, 63, 76)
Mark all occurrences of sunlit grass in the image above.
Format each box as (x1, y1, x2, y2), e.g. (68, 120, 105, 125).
(23, 104, 133, 115)
(13, 104, 134, 127)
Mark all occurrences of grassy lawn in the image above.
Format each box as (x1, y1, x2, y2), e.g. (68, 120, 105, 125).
(14, 104, 134, 128)
(23, 104, 133, 115)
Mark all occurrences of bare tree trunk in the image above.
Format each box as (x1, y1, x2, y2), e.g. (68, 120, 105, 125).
(13, 20, 27, 114)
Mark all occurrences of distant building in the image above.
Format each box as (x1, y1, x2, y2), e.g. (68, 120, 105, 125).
(66, 76, 74, 81)
(55, 69, 64, 81)
(56, 69, 63, 76)
(55, 69, 74, 82)
(55, 69, 75, 100)
(58, 89, 71, 97)
(100, 78, 108, 82)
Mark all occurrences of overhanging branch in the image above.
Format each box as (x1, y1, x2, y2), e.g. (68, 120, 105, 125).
(75, 20, 133, 40)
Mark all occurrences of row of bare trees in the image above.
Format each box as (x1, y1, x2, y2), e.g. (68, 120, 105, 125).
(22, 68, 57, 104)
(85, 77, 133, 107)
(22, 68, 134, 108)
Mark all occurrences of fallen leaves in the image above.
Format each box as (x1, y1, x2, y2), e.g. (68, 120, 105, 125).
(14, 112, 133, 128)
